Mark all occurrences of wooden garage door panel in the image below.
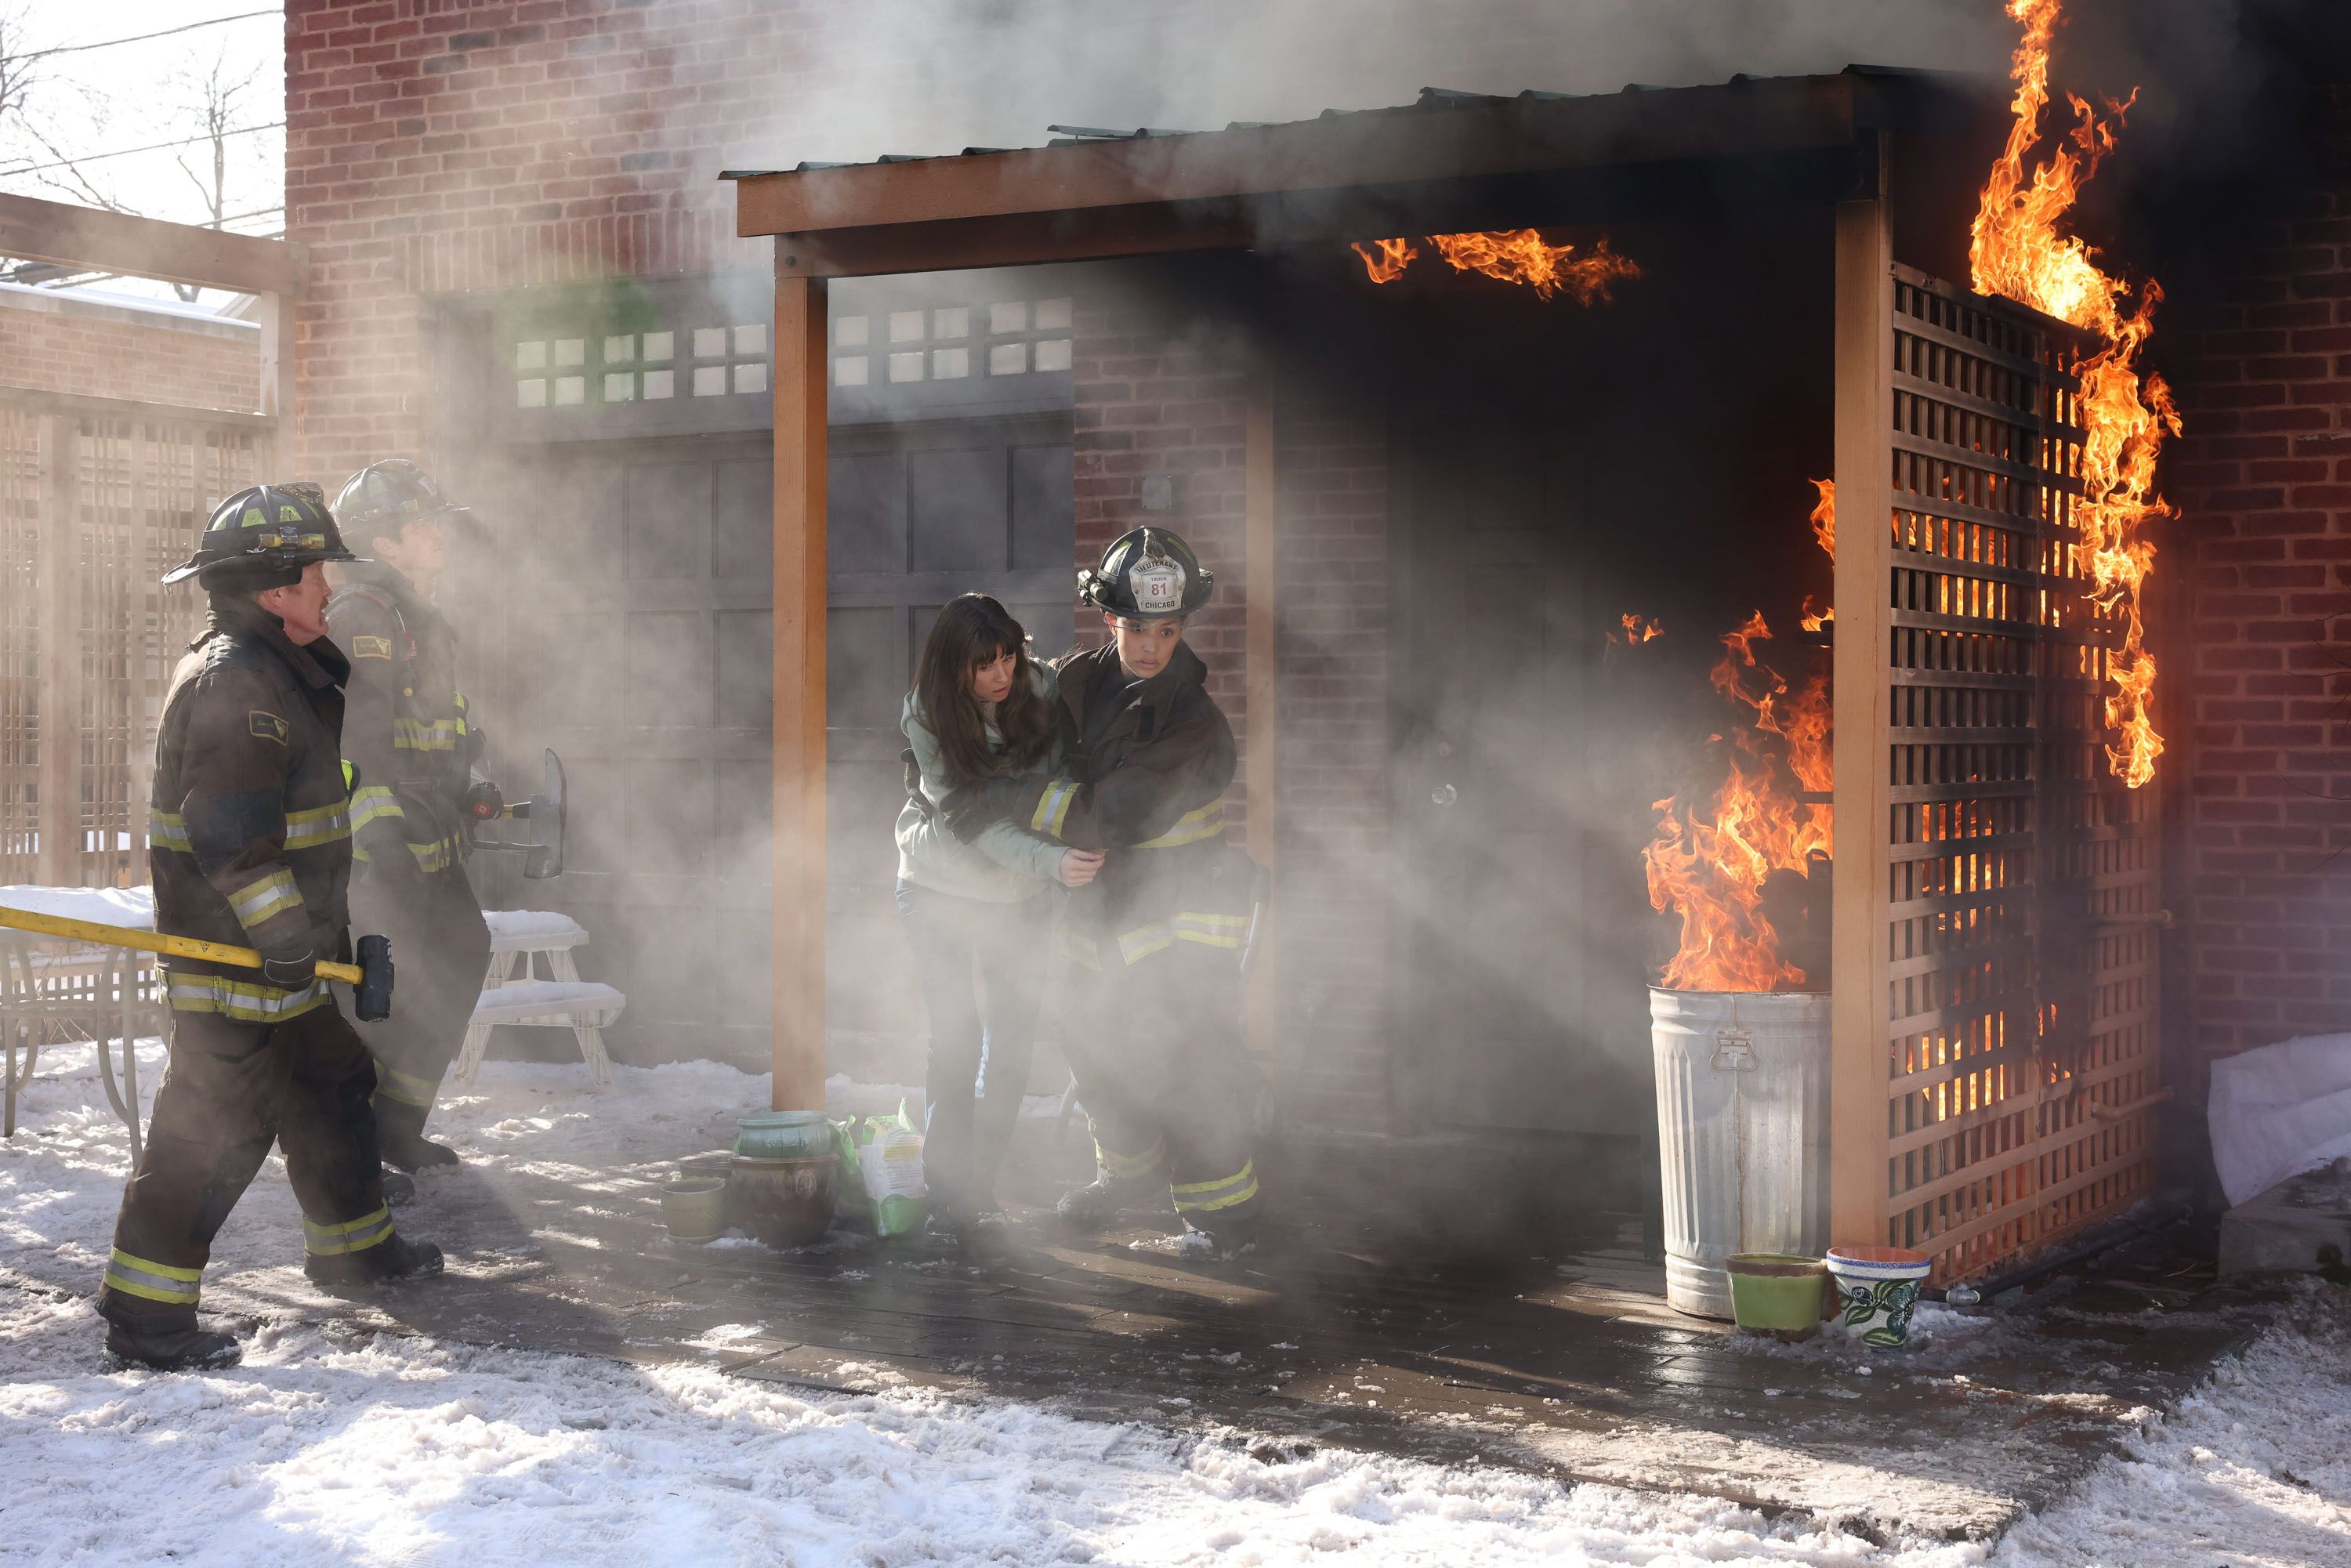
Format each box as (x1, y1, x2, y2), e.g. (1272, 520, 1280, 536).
(714, 458, 774, 582)
(1010, 444, 1074, 570)
(828, 452, 904, 574)
(624, 462, 712, 580)
(715, 609, 774, 731)
(624, 610, 716, 729)
(907, 447, 1007, 572)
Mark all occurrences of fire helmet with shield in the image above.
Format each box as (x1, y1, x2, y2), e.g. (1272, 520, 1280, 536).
(1077, 527, 1214, 621)
(161, 483, 364, 586)
(333, 458, 471, 548)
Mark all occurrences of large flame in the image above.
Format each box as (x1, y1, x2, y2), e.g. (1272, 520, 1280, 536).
(1969, 0, 2180, 788)
(1645, 605, 1833, 993)
(1353, 230, 1639, 302)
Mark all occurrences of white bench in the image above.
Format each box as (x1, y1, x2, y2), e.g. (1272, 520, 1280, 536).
(454, 910, 624, 1085)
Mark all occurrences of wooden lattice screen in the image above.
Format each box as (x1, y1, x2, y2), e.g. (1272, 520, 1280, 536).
(0, 392, 270, 889)
(1872, 264, 2163, 1283)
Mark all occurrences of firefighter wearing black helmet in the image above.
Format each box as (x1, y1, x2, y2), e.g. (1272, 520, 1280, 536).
(943, 527, 1264, 1259)
(100, 484, 444, 1373)
(326, 459, 493, 1175)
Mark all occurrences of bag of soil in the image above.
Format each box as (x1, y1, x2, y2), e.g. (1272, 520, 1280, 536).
(856, 1102, 928, 1237)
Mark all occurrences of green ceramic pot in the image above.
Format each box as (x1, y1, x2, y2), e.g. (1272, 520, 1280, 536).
(660, 1179, 728, 1243)
(734, 1110, 835, 1161)
(1725, 1253, 1829, 1336)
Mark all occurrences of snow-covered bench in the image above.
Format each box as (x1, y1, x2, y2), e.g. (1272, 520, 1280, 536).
(454, 910, 623, 1085)
(0, 885, 161, 1153)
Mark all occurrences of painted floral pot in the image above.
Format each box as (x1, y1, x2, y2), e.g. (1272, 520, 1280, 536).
(1825, 1245, 1932, 1346)
(734, 1110, 835, 1161)
(728, 1154, 836, 1248)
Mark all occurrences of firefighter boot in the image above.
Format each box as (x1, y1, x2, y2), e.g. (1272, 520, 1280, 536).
(379, 1171, 417, 1207)
(100, 1305, 242, 1372)
(303, 1232, 446, 1291)
(1054, 1171, 1161, 1229)
(1174, 1215, 1260, 1264)
(375, 1094, 461, 1171)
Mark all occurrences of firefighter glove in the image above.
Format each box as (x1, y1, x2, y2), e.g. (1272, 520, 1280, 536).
(257, 935, 318, 990)
(900, 750, 933, 822)
(940, 776, 1031, 842)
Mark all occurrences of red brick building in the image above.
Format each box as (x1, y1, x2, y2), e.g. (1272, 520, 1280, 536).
(0, 283, 259, 412)
(278, 0, 2351, 1213)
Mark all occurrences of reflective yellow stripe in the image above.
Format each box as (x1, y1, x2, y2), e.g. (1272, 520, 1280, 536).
(1171, 911, 1249, 950)
(1059, 929, 1102, 972)
(1117, 921, 1174, 965)
(407, 835, 458, 875)
(1031, 779, 1078, 841)
(1096, 1138, 1165, 1179)
(302, 1204, 395, 1256)
(1135, 801, 1225, 849)
(148, 809, 193, 851)
(393, 716, 465, 752)
(283, 801, 352, 850)
(1172, 1160, 1259, 1214)
(226, 867, 304, 929)
(373, 1062, 438, 1109)
(168, 973, 329, 1023)
(103, 1248, 201, 1305)
(349, 784, 403, 831)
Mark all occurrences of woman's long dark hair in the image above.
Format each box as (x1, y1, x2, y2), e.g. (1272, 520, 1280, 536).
(914, 594, 1055, 788)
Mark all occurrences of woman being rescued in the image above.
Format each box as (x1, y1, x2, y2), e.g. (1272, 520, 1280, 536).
(896, 594, 1104, 1232)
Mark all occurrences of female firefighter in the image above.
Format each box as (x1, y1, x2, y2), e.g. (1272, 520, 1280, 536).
(943, 528, 1264, 1260)
(897, 594, 1104, 1229)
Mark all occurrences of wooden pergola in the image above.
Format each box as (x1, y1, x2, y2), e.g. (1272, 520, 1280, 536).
(728, 71, 2164, 1279)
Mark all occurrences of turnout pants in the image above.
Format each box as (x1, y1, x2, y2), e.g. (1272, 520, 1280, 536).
(1063, 943, 1262, 1237)
(349, 866, 491, 1124)
(100, 1000, 392, 1320)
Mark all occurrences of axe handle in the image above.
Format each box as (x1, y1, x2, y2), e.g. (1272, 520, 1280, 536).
(0, 905, 364, 983)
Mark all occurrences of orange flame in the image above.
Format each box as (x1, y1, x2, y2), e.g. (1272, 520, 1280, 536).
(1610, 613, 1663, 646)
(1799, 479, 1837, 631)
(1353, 230, 1640, 302)
(1349, 237, 1418, 284)
(1644, 608, 1833, 992)
(1970, 0, 2179, 789)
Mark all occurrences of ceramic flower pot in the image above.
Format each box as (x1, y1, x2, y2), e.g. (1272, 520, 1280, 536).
(660, 1179, 728, 1243)
(728, 1154, 836, 1248)
(734, 1110, 836, 1161)
(1725, 1253, 1829, 1338)
(1824, 1245, 1932, 1346)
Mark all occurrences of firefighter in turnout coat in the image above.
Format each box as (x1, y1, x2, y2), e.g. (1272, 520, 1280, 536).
(944, 528, 1263, 1258)
(327, 461, 494, 1173)
(98, 485, 444, 1373)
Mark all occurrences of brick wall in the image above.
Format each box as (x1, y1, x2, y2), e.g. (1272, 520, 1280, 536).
(0, 288, 259, 412)
(285, 0, 802, 480)
(2168, 81, 2351, 1121)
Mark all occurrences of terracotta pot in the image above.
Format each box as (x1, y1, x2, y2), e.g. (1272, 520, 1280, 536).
(728, 1154, 835, 1248)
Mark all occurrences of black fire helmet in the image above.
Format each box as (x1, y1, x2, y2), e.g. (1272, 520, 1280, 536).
(1077, 526, 1215, 621)
(161, 483, 364, 587)
(333, 458, 473, 549)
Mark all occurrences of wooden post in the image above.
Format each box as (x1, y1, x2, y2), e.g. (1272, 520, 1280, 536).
(1243, 384, 1277, 1063)
(1829, 162, 1896, 1252)
(259, 291, 296, 432)
(770, 266, 829, 1110)
(37, 415, 81, 888)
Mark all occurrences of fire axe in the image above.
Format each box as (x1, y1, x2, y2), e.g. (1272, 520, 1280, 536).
(463, 748, 567, 880)
(0, 907, 395, 1022)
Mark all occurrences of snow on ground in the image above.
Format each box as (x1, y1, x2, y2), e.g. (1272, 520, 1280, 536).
(3, 1041, 2349, 1565)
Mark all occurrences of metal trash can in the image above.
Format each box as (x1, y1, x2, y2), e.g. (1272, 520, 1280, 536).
(1649, 987, 1831, 1319)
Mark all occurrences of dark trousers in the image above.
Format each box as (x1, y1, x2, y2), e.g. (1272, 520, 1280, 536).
(894, 882, 1051, 1211)
(1064, 942, 1262, 1236)
(100, 1001, 389, 1320)
(348, 865, 491, 1121)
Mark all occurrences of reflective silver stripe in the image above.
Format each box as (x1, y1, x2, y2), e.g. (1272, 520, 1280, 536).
(103, 1249, 201, 1305)
(168, 975, 329, 1023)
(1172, 1160, 1259, 1214)
(1171, 912, 1249, 950)
(228, 867, 303, 927)
(407, 835, 458, 875)
(283, 802, 352, 849)
(302, 1204, 394, 1256)
(1136, 802, 1225, 849)
(393, 716, 465, 751)
(1117, 921, 1174, 965)
(375, 1063, 438, 1109)
(1030, 779, 1079, 840)
(148, 809, 193, 851)
(349, 784, 404, 831)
